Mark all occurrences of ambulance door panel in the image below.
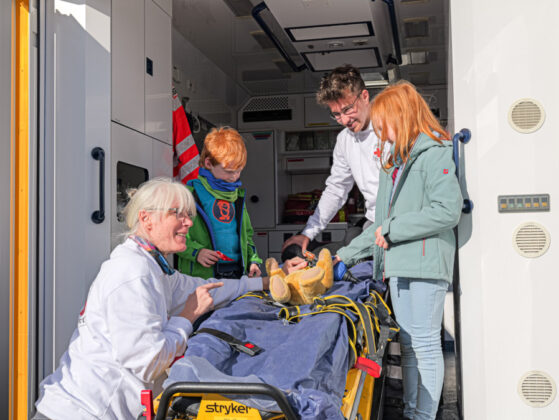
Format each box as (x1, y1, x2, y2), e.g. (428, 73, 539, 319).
(145, 0, 172, 144)
(111, 0, 145, 132)
(0, 0, 11, 405)
(240, 131, 276, 229)
(452, 2, 559, 419)
(111, 122, 152, 250)
(41, 0, 111, 376)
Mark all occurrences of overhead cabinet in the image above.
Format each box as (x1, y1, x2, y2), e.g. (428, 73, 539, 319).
(111, 0, 172, 145)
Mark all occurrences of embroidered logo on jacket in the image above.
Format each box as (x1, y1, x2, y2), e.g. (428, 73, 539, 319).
(213, 199, 235, 223)
(443, 169, 449, 174)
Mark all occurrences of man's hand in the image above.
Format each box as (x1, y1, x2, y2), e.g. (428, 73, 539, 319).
(197, 249, 220, 267)
(248, 263, 261, 277)
(282, 257, 308, 275)
(180, 282, 224, 323)
(282, 234, 310, 253)
(375, 226, 389, 249)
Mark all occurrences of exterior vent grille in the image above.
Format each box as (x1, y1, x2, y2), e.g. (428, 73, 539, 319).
(512, 222, 550, 258)
(518, 371, 556, 408)
(508, 98, 545, 133)
(244, 96, 289, 112)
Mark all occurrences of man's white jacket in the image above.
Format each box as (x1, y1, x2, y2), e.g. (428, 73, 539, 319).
(36, 238, 263, 419)
(302, 123, 383, 240)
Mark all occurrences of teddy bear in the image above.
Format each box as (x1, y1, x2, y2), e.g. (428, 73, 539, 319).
(265, 248, 334, 306)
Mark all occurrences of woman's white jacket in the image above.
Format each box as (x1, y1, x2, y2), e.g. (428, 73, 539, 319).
(35, 238, 263, 419)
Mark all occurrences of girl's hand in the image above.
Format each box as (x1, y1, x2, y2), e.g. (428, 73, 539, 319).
(375, 226, 389, 249)
(248, 263, 261, 277)
(197, 249, 220, 267)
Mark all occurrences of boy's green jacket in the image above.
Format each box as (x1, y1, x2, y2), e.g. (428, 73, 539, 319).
(337, 133, 463, 283)
(176, 184, 262, 279)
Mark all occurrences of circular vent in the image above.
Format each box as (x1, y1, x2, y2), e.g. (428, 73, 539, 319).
(512, 222, 550, 258)
(508, 98, 545, 133)
(518, 371, 556, 407)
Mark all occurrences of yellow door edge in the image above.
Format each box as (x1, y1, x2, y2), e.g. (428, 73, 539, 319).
(12, 0, 30, 418)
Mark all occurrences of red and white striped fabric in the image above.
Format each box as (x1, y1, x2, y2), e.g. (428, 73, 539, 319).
(172, 88, 200, 184)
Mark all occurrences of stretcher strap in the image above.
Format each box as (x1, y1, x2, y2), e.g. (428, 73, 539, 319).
(194, 328, 263, 356)
(235, 291, 288, 308)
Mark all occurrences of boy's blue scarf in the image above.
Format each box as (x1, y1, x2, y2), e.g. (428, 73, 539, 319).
(199, 167, 242, 192)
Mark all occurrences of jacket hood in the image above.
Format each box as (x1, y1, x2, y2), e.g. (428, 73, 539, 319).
(409, 132, 451, 162)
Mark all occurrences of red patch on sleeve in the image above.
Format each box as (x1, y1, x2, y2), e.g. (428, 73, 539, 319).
(443, 169, 449, 174)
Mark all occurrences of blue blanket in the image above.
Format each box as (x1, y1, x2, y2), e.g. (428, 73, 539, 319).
(164, 278, 379, 419)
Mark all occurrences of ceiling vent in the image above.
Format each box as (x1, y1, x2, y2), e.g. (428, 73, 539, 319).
(512, 222, 550, 258)
(241, 95, 293, 123)
(518, 371, 556, 408)
(508, 98, 545, 133)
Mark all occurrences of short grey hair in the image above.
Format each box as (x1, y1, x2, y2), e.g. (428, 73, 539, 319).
(122, 177, 196, 238)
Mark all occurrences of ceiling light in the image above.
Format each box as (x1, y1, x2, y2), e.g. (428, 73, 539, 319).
(286, 22, 373, 42)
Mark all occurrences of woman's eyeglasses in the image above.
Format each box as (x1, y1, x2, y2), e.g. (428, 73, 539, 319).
(148, 207, 194, 221)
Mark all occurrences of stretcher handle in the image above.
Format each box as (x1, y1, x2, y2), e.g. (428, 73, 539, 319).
(155, 382, 298, 420)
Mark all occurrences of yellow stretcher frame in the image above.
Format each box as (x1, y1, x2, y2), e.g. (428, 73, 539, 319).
(141, 291, 397, 420)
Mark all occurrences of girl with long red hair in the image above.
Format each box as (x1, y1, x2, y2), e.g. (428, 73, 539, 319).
(336, 81, 463, 420)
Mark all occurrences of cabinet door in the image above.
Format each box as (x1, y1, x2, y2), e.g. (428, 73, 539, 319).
(111, 123, 153, 250)
(145, 0, 172, 144)
(111, 0, 145, 132)
(240, 132, 276, 229)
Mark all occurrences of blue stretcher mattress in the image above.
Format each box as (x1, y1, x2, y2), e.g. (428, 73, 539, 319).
(164, 263, 385, 420)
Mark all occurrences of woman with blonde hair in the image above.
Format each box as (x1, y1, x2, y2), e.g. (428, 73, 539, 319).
(34, 178, 303, 420)
(335, 81, 463, 420)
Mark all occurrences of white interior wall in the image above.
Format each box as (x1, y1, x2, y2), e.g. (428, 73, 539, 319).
(172, 27, 248, 127)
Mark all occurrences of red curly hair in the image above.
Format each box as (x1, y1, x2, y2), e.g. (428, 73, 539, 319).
(200, 127, 247, 170)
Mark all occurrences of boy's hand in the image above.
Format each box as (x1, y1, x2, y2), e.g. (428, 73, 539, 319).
(248, 263, 261, 277)
(197, 249, 220, 267)
(375, 226, 389, 249)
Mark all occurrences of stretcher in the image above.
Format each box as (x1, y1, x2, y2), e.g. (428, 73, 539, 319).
(138, 269, 398, 420)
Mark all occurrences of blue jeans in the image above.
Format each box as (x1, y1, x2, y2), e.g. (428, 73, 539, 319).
(389, 277, 448, 420)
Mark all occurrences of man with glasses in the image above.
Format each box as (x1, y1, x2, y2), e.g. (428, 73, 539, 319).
(282, 64, 383, 256)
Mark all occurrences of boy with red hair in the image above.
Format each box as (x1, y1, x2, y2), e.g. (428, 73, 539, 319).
(176, 127, 262, 279)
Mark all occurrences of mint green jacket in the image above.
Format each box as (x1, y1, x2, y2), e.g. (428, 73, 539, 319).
(337, 133, 463, 283)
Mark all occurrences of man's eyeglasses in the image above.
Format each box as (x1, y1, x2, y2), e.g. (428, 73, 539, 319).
(329, 93, 361, 121)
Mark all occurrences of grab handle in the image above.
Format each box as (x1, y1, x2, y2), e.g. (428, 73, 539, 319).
(91, 147, 105, 224)
(452, 129, 473, 214)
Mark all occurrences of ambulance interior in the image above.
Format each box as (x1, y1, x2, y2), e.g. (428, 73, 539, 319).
(16, 0, 558, 419)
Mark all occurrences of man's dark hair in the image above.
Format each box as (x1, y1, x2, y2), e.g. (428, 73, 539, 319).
(316, 64, 366, 106)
